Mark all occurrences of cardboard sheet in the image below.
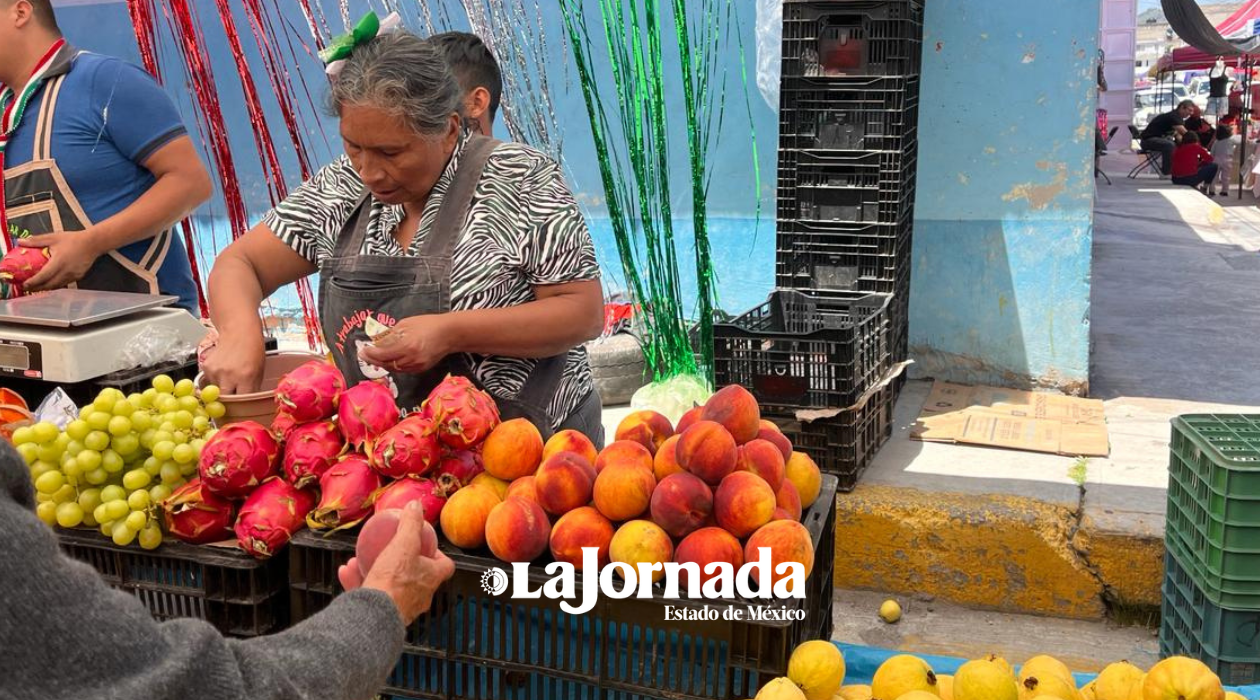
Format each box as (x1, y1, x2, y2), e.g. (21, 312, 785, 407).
(911, 381, 1109, 457)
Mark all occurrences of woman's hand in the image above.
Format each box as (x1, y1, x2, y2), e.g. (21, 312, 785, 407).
(199, 331, 267, 395)
(358, 314, 457, 375)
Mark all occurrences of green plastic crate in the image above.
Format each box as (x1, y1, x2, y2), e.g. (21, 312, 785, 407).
(1160, 551, 1260, 686)
(1167, 532, 1260, 608)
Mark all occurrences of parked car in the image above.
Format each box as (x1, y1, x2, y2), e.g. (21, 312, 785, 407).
(1133, 89, 1178, 130)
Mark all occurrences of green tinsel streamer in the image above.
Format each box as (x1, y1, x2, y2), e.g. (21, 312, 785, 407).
(560, 0, 760, 387)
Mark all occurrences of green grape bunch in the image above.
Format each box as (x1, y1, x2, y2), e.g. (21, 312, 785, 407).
(13, 374, 226, 550)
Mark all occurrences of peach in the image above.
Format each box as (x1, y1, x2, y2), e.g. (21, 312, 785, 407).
(676, 405, 704, 434)
(485, 496, 551, 563)
(744, 520, 815, 594)
(505, 475, 539, 505)
(649, 472, 714, 539)
(614, 410, 674, 454)
(609, 520, 674, 583)
(713, 471, 776, 538)
(776, 480, 802, 521)
(784, 451, 822, 507)
(653, 434, 685, 482)
(771, 508, 794, 522)
(594, 439, 653, 475)
(550, 506, 615, 570)
(674, 527, 744, 590)
(757, 420, 794, 461)
(593, 464, 656, 521)
(700, 384, 761, 444)
(737, 439, 786, 493)
(439, 484, 501, 550)
(470, 473, 509, 501)
(533, 451, 595, 516)
(676, 421, 738, 486)
(482, 418, 544, 481)
(543, 429, 599, 466)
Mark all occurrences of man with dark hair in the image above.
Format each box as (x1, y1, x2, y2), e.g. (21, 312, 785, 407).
(429, 31, 502, 136)
(0, 0, 210, 312)
(1140, 99, 1196, 177)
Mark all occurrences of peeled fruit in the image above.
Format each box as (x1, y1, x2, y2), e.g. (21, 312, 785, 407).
(543, 429, 599, 466)
(787, 640, 846, 700)
(550, 506, 614, 570)
(482, 417, 544, 481)
(879, 599, 902, 623)
(1141, 657, 1223, 700)
(954, 659, 1019, 700)
(785, 452, 823, 507)
(609, 519, 673, 583)
(614, 410, 674, 454)
(420, 374, 501, 450)
(274, 360, 345, 422)
(757, 677, 808, 700)
(840, 686, 874, 700)
(701, 384, 761, 444)
(440, 483, 501, 549)
(1094, 662, 1144, 700)
(872, 655, 939, 700)
(485, 496, 551, 563)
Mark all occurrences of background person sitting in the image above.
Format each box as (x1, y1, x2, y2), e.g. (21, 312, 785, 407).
(1139, 99, 1195, 176)
(1171, 131, 1219, 194)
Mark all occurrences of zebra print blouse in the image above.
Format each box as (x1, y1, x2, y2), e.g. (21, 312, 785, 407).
(261, 132, 602, 428)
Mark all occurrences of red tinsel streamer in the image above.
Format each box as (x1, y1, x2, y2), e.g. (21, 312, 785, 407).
(295, 0, 328, 51)
(241, 0, 312, 179)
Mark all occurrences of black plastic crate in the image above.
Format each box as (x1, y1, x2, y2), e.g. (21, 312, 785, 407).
(57, 527, 288, 637)
(289, 477, 839, 700)
(779, 76, 919, 152)
(712, 290, 890, 413)
(1160, 551, 1259, 686)
(776, 220, 913, 294)
(764, 381, 895, 493)
(781, 1, 924, 80)
(777, 149, 917, 225)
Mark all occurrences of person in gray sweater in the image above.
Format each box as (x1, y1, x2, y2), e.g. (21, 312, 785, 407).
(0, 439, 456, 700)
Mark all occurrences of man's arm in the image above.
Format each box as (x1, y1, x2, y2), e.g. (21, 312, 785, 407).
(21, 135, 212, 291)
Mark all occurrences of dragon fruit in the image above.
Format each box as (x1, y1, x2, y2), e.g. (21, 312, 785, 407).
(0, 246, 50, 286)
(420, 374, 501, 450)
(434, 449, 485, 497)
(270, 411, 300, 442)
(198, 421, 281, 499)
(371, 415, 442, 478)
(373, 477, 447, 525)
(234, 477, 318, 559)
(282, 420, 346, 489)
(161, 478, 235, 544)
(338, 380, 399, 451)
(275, 360, 346, 422)
(306, 455, 381, 531)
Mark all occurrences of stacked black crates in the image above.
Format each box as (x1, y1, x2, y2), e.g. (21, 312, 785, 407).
(714, 0, 923, 492)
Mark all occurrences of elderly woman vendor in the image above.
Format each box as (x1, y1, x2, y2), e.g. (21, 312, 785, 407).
(201, 28, 605, 444)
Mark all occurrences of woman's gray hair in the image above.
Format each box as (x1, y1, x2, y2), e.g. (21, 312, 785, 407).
(328, 31, 463, 137)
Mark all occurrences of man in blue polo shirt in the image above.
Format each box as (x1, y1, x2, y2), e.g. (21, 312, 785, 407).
(0, 0, 210, 314)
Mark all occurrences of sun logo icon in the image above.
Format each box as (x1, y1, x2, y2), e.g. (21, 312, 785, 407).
(480, 567, 509, 596)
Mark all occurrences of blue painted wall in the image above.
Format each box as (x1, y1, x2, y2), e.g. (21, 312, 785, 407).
(909, 1, 1098, 391)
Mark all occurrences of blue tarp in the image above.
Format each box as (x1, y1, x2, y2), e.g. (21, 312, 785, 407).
(833, 643, 1260, 700)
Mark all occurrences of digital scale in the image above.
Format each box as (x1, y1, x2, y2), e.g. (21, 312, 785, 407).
(0, 290, 208, 384)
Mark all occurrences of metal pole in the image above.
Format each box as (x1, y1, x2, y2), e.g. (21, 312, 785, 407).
(1242, 56, 1253, 201)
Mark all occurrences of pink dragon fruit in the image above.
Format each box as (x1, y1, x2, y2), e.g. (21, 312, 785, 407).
(198, 421, 281, 499)
(338, 381, 400, 451)
(373, 477, 447, 526)
(161, 478, 235, 544)
(274, 360, 346, 422)
(270, 411, 300, 442)
(282, 420, 346, 489)
(234, 477, 318, 559)
(371, 415, 442, 479)
(434, 449, 485, 497)
(420, 374, 501, 450)
(0, 246, 50, 286)
(306, 455, 381, 531)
